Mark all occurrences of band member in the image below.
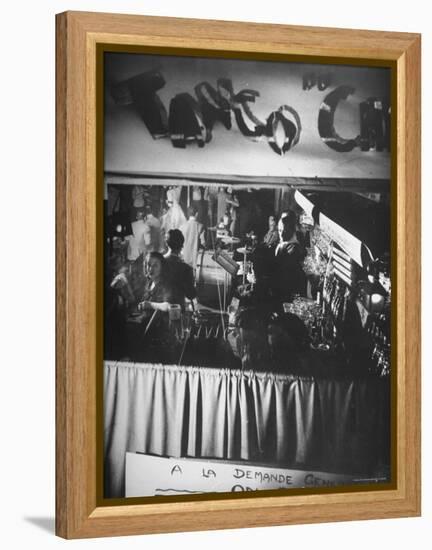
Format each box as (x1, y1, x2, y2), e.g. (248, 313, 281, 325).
(164, 229, 197, 309)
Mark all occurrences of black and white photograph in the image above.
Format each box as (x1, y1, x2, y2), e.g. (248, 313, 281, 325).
(103, 51, 392, 500)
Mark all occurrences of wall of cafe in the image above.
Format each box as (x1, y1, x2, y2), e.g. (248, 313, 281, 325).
(105, 53, 391, 181)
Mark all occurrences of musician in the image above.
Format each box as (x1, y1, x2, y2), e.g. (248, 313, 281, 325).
(278, 208, 307, 248)
(164, 229, 197, 309)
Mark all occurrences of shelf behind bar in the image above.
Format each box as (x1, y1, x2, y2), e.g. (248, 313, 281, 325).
(104, 170, 390, 193)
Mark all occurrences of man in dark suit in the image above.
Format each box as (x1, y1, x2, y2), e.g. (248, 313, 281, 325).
(164, 229, 197, 309)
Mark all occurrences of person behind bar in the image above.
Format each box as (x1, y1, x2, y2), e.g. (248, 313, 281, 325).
(164, 229, 197, 309)
(274, 216, 306, 301)
(267, 312, 310, 369)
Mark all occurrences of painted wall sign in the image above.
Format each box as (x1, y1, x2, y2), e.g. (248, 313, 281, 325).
(125, 453, 361, 497)
(302, 71, 332, 91)
(111, 73, 388, 156)
(318, 86, 390, 153)
(105, 55, 391, 178)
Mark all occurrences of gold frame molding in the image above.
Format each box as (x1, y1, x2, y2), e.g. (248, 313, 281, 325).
(56, 11, 421, 539)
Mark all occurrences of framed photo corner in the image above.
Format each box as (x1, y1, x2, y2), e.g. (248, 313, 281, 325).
(55, 10, 421, 539)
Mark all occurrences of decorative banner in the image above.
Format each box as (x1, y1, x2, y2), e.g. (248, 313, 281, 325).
(111, 72, 387, 156)
(319, 213, 374, 268)
(125, 453, 362, 497)
(106, 56, 391, 178)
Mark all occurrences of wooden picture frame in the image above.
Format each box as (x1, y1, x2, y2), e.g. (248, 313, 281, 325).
(56, 10, 421, 539)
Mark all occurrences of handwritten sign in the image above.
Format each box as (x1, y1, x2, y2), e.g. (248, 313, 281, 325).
(125, 453, 358, 497)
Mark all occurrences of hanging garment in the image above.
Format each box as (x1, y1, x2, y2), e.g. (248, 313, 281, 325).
(161, 187, 187, 232)
(205, 186, 219, 228)
(145, 214, 162, 252)
(180, 217, 205, 270)
(192, 186, 202, 201)
(217, 187, 228, 224)
(132, 185, 146, 208)
(126, 220, 151, 261)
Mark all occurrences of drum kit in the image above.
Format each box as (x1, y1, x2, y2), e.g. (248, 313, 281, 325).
(197, 226, 256, 308)
(207, 226, 241, 246)
(219, 235, 241, 245)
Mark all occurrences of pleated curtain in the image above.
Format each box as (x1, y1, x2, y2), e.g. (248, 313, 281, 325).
(104, 361, 389, 498)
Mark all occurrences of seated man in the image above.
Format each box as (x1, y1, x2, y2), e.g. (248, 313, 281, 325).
(164, 229, 197, 309)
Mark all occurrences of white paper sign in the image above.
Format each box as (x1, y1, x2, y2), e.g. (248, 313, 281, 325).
(319, 213, 373, 267)
(125, 453, 358, 497)
(294, 190, 315, 218)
